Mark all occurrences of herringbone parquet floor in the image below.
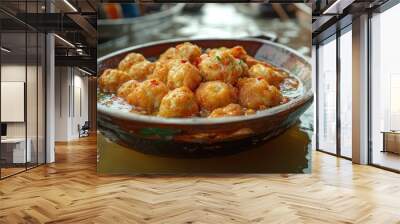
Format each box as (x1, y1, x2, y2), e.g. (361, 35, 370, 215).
(1, 135, 400, 224)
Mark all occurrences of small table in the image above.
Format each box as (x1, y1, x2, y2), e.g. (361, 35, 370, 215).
(381, 131, 400, 154)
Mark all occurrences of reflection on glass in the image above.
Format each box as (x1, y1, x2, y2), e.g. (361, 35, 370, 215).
(340, 29, 352, 158)
(371, 4, 400, 171)
(318, 37, 337, 154)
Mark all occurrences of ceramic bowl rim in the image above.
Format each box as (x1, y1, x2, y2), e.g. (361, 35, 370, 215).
(97, 37, 313, 126)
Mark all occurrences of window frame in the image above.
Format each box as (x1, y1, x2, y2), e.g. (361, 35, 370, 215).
(314, 24, 353, 161)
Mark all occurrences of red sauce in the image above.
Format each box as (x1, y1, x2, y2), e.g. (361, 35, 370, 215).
(150, 80, 159, 86)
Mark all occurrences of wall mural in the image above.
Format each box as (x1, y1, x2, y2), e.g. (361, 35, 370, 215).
(96, 3, 313, 174)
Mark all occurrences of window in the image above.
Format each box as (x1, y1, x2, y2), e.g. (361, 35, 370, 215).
(370, 3, 400, 171)
(317, 36, 337, 154)
(339, 28, 352, 158)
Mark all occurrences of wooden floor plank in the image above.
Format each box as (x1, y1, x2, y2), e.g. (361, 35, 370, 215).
(0, 135, 400, 223)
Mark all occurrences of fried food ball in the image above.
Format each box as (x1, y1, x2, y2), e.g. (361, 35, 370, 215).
(198, 50, 248, 85)
(205, 47, 229, 56)
(98, 69, 132, 93)
(159, 42, 201, 63)
(238, 77, 283, 110)
(208, 104, 244, 118)
(127, 60, 155, 81)
(118, 53, 145, 72)
(147, 61, 170, 83)
(126, 79, 168, 114)
(158, 87, 199, 118)
(228, 46, 248, 60)
(248, 64, 289, 88)
(116, 80, 139, 99)
(167, 60, 202, 91)
(195, 81, 238, 112)
(176, 42, 202, 62)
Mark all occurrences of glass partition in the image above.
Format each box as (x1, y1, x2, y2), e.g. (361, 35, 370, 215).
(27, 30, 38, 169)
(0, 1, 46, 179)
(1, 31, 28, 177)
(38, 32, 45, 165)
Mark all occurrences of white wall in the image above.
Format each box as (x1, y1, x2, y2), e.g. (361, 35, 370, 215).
(54, 67, 89, 141)
(1, 65, 26, 138)
(55, 67, 70, 141)
(1, 65, 38, 138)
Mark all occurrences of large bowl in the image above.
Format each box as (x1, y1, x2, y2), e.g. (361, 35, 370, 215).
(97, 38, 313, 158)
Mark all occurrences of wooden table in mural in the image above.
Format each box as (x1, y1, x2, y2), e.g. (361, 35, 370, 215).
(97, 109, 314, 174)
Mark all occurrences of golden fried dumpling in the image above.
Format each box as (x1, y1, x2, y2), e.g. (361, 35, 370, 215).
(238, 77, 282, 110)
(198, 50, 247, 85)
(116, 80, 139, 99)
(98, 69, 132, 93)
(205, 47, 229, 56)
(228, 46, 248, 60)
(159, 48, 177, 62)
(127, 60, 155, 81)
(195, 81, 238, 112)
(208, 104, 244, 118)
(158, 87, 199, 118)
(118, 53, 145, 72)
(159, 42, 201, 63)
(167, 60, 202, 91)
(176, 42, 202, 62)
(147, 61, 170, 83)
(126, 79, 168, 114)
(248, 64, 288, 88)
